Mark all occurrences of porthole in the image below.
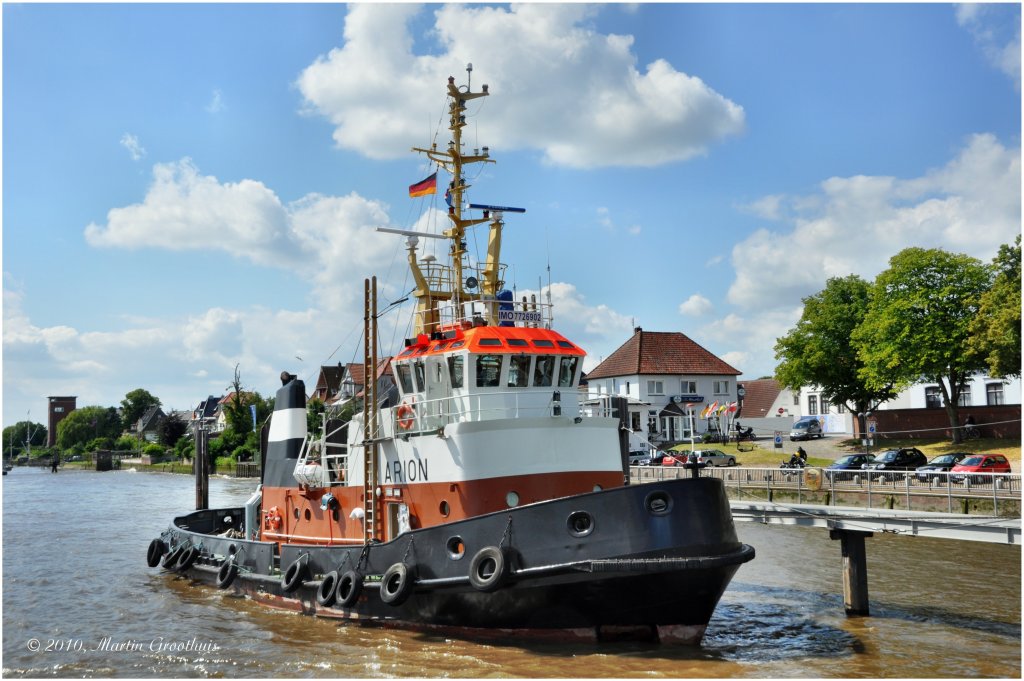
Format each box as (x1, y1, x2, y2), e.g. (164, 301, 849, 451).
(446, 536, 466, 560)
(567, 510, 595, 538)
(439, 500, 450, 517)
(304, 508, 312, 521)
(506, 491, 520, 508)
(293, 508, 300, 519)
(645, 490, 673, 516)
(332, 508, 339, 522)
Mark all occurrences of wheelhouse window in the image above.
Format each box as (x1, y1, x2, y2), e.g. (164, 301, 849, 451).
(647, 380, 664, 395)
(808, 395, 818, 415)
(395, 363, 414, 394)
(987, 383, 1004, 405)
(558, 356, 579, 388)
(507, 355, 530, 388)
(533, 356, 555, 387)
(924, 386, 942, 409)
(413, 360, 425, 392)
(475, 355, 503, 387)
(448, 355, 464, 389)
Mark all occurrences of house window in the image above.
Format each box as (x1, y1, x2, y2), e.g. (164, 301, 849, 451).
(957, 391, 972, 407)
(820, 398, 830, 414)
(630, 412, 641, 431)
(925, 386, 942, 409)
(987, 383, 1004, 406)
(54, 407, 64, 413)
(808, 395, 818, 415)
(680, 380, 697, 394)
(793, 391, 800, 406)
(836, 402, 845, 414)
(647, 380, 664, 395)
(713, 380, 729, 395)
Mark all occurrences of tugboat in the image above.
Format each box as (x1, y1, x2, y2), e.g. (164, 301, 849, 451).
(146, 65, 754, 644)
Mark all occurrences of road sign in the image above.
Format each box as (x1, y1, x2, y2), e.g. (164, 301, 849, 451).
(774, 431, 783, 448)
(777, 407, 784, 415)
(868, 421, 877, 434)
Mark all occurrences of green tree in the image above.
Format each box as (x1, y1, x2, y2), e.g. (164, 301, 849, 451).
(2, 421, 47, 458)
(56, 406, 122, 450)
(157, 412, 188, 447)
(853, 247, 989, 443)
(969, 236, 1021, 378)
(120, 388, 161, 431)
(774, 275, 897, 434)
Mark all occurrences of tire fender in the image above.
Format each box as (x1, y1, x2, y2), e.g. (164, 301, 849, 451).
(379, 562, 414, 606)
(336, 570, 364, 608)
(317, 570, 339, 607)
(147, 538, 167, 568)
(216, 558, 238, 589)
(281, 556, 308, 593)
(468, 546, 510, 592)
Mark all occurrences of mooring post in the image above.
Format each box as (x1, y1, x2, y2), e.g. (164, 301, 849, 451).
(195, 427, 209, 510)
(829, 529, 872, 616)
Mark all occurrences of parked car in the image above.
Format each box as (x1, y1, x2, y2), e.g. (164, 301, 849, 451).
(825, 454, 875, 480)
(790, 417, 823, 441)
(694, 449, 736, 467)
(628, 451, 653, 466)
(861, 447, 927, 473)
(915, 452, 969, 482)
(950, 454, 1012, 484)
(662, 451, 693, 466)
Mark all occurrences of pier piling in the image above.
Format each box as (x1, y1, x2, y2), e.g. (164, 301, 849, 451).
(830, 529, 872, 616)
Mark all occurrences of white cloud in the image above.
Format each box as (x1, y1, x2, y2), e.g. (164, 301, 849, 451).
(83, 158, 401, 312)
(956, 4, 1021, 89)
(727, 134, 1020, 312)
(678, 294, 713, 317)
(120, 133, 146, 161)
(206, 88, 225, 113)
(296, 4, 744, 169)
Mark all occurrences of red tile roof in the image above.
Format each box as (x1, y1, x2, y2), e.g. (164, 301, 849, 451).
(737, 378, 783, 418)
(586, 328, 741, 379)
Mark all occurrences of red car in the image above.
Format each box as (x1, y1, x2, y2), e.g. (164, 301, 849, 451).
(949, 454, 1012, 484)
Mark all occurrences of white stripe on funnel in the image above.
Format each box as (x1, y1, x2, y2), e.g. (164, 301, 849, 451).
(268, 407, 306, 442)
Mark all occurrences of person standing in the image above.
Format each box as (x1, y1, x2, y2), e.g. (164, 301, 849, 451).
(50, 453, 59, 473)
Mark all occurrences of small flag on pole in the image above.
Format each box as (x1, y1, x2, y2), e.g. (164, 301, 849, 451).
(409, 172, 437, 197)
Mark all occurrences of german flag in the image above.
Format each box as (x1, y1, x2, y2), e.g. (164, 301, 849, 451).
(408, 172, 437, 198)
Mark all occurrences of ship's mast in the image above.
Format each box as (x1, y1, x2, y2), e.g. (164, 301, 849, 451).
(409, 64, 496, 334)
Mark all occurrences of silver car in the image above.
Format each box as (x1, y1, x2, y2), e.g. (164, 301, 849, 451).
(790, 418, 823, 441)
(694, 449, 737, 467)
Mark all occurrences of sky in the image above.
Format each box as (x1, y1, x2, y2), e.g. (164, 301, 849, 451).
(2, 3, 1021, 428)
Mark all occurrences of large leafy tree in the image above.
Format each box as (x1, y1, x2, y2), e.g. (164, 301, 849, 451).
(157, 412, 188, 447)
(120, 388, 161, 431)
(853, 247, 989, 443)
(969, 236, 1021, 379)
(774, 275, 897, 434)
(56, 406, 122, 450)
(2, 421, 47, 457)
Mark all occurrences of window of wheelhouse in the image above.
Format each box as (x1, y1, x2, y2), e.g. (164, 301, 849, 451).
(558, 356, 579, 388)
(413, 360, 426, 392)
(395, 363, 414, 394)
(476, 355, 503, 387)
(448, 355, 464, 389)
(533, 356, 555, 387)
(507, 355, 530, 388)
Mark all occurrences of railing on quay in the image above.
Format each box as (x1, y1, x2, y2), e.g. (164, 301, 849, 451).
(631, 465, 1022, 516)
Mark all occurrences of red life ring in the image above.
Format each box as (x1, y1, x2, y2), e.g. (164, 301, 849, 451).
(396, 402, 415, 430)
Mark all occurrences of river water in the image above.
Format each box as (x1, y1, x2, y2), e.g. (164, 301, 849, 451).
(2, 467, 1019, 678)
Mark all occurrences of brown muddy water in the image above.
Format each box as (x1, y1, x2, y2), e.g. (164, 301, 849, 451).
(2, 467, 1019, 677)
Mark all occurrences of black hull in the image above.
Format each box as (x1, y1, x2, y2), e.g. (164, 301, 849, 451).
(151, 477, 754, 644)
